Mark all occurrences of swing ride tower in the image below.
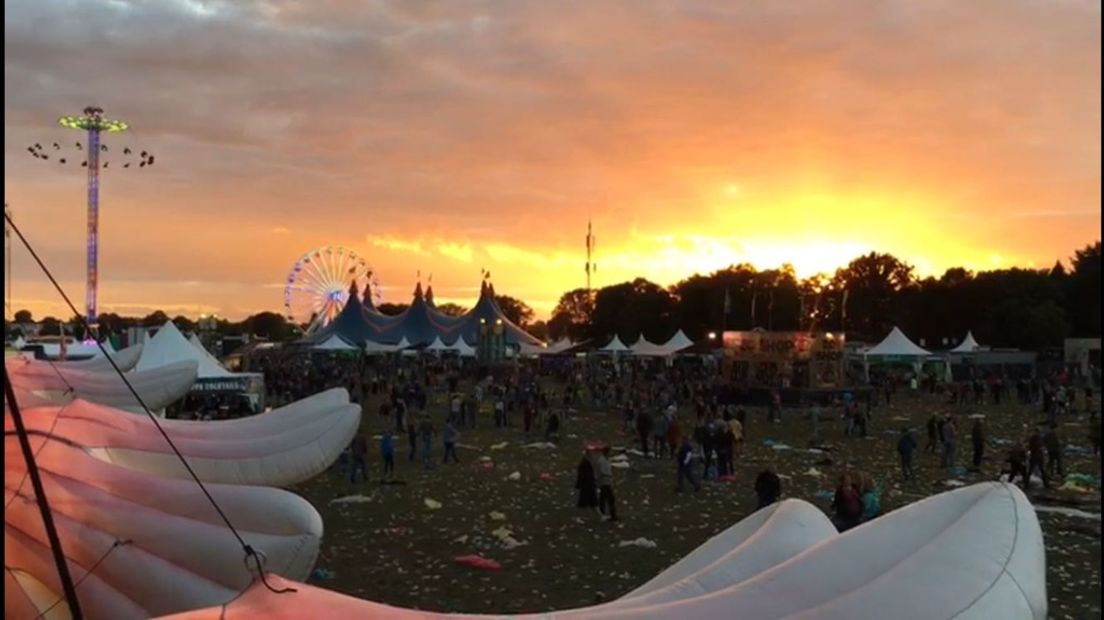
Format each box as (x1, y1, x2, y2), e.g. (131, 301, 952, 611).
(59, 106, 128, 330)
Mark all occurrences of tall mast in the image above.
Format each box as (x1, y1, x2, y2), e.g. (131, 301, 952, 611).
(585, 219, 596, 292)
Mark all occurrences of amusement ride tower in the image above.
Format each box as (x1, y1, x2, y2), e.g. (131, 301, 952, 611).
(59, 106, 129, 331)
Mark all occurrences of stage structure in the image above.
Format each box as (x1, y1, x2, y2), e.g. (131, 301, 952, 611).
(722, 330, 846, 389)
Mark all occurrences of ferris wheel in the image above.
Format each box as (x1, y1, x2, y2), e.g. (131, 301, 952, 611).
(284, 246, 374, 331)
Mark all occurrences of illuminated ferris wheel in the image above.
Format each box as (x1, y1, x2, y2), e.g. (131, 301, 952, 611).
(283, 246, 373, 331)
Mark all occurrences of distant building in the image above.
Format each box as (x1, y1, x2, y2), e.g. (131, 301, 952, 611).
(1064, 338, 1101, 378)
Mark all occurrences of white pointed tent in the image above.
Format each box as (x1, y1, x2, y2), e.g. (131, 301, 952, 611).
(137, 321, 236, 379)
(447, 337, 477, 358)
(599, 335, 632, 353)
(546, 338, 573, 354)
(632, 329, 696, 357)
(311, 334, 359, 352)
(951, 331, 983, 353)
(863, 326, 932, 358)
(425, 336, 450, 352)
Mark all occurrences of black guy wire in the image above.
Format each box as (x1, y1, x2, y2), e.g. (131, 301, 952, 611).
(4, 209, 295, 596)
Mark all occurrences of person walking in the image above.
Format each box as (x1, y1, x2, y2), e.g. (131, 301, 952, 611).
(596, 446, 618, 522)
(381, 429, 395, 480)
(443, 419, 460, 464)
(897, 427, 917, 481)
(636, 409, 654, 457)
(1089, 412, 1101, 456)
(653, 411, 670, 458)
(407, 413, 418, 462)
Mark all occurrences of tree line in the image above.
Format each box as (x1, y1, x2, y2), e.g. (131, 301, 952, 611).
(7, 242, 1098, 351)
(545, 241, 1100, 351)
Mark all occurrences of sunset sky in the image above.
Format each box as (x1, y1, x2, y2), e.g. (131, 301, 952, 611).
(4, 0, 1100, 321)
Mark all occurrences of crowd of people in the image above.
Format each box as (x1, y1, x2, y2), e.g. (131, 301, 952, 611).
(244, 347, 1099, 533)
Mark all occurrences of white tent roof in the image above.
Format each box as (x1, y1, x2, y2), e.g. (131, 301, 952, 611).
(425, 336, 450, 352)
(517, 341, 547, 356)
(312, 334, 359, 351)
(863, 326, 932, 357)
(632, 330, 695, 357)
(600, 335, 632, 352)
(447, 338, 477, 358)
(546, 338, 573, 354)
(136, 321, 235, 378)
(951, 331, 983, 353)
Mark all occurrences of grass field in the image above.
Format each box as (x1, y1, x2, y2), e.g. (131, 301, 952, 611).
(290, 390, 1102, 619)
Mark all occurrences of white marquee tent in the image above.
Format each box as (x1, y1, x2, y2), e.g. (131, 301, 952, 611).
(137, 321, 239, 379)
(951, 331, 984, 353)
(862, 326, 933, 358)
(599, 335, 633, 353)
(311, 334, 359, 352)
(632, 329, 695, 357)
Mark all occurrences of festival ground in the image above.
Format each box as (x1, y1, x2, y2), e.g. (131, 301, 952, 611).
(291, 391, 1102, 619)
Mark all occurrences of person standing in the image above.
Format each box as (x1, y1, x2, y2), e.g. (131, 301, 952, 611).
(676, 436, 700, 493)
(970, 419, 985, 470)
(636, 409, 654, 457)
(1089, 412, 1101, 456)
(380, 429, 395, 480)
(418, 416, 436, 469)
(1043, 423, 1064, 479)
(1005, 442, 1029, 487)
(754, 468, 781, 510)
(653, 411, 670, 458)
(831, 473, 862, 532)
(349, 431, 369, 484)
(575, 449, 600, 513)
(596, 446, 618, 522)
(925, 414, 939, 453)
(897, 427, 917, 481)
(1026, 427, 1049, 489)
(407, 412, 418, 462)
(941, 416, 958, 470)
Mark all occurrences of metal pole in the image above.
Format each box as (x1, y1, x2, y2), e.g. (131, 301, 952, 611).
(3, 364, 85, 619)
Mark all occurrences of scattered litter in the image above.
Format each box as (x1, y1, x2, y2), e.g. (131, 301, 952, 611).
(523, 442, 557, 449)
(424, 498, 442, 510)
(490, 442, 509, 450)
(482, 462, 495, 470)
(1058, 482, 1092, 493)
(770, 443, 792, 450)
(610, 461, 630, 469)
(488, 511, 507, 521)
(539, 472, 554, 482)
(814, 490, 834, 499)
(626, 449, 646, 457)
(807, 448, 825, 455)
(330, 494, 373, 504)
(618, 537, 658, 548)
(943, 480, 966, 488)
(640, 474, 656, 479)
(1065, 473, 1099, 487)
(804, 467, 824, 478)
(507, 471, 522, 481)
(454, 535, 469, 543)
(719, 474, 737, 482)
(479, 455, 493, 462)
(1034, 506, 1101, 521)
(454, 555, 501, 570)
(610, 454, 630, 462)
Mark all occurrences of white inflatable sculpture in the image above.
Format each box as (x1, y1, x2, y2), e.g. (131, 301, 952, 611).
(7, 355, 197, 410)
(160, 483, 1046, 620)
(5, 434, 322, 619)
(62, 343, 145, 373)
(8, 389, 360, 487)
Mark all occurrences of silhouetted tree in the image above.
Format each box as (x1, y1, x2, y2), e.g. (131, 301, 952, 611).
(436, 303, 467, 317)
(494, 295, 534, 326)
